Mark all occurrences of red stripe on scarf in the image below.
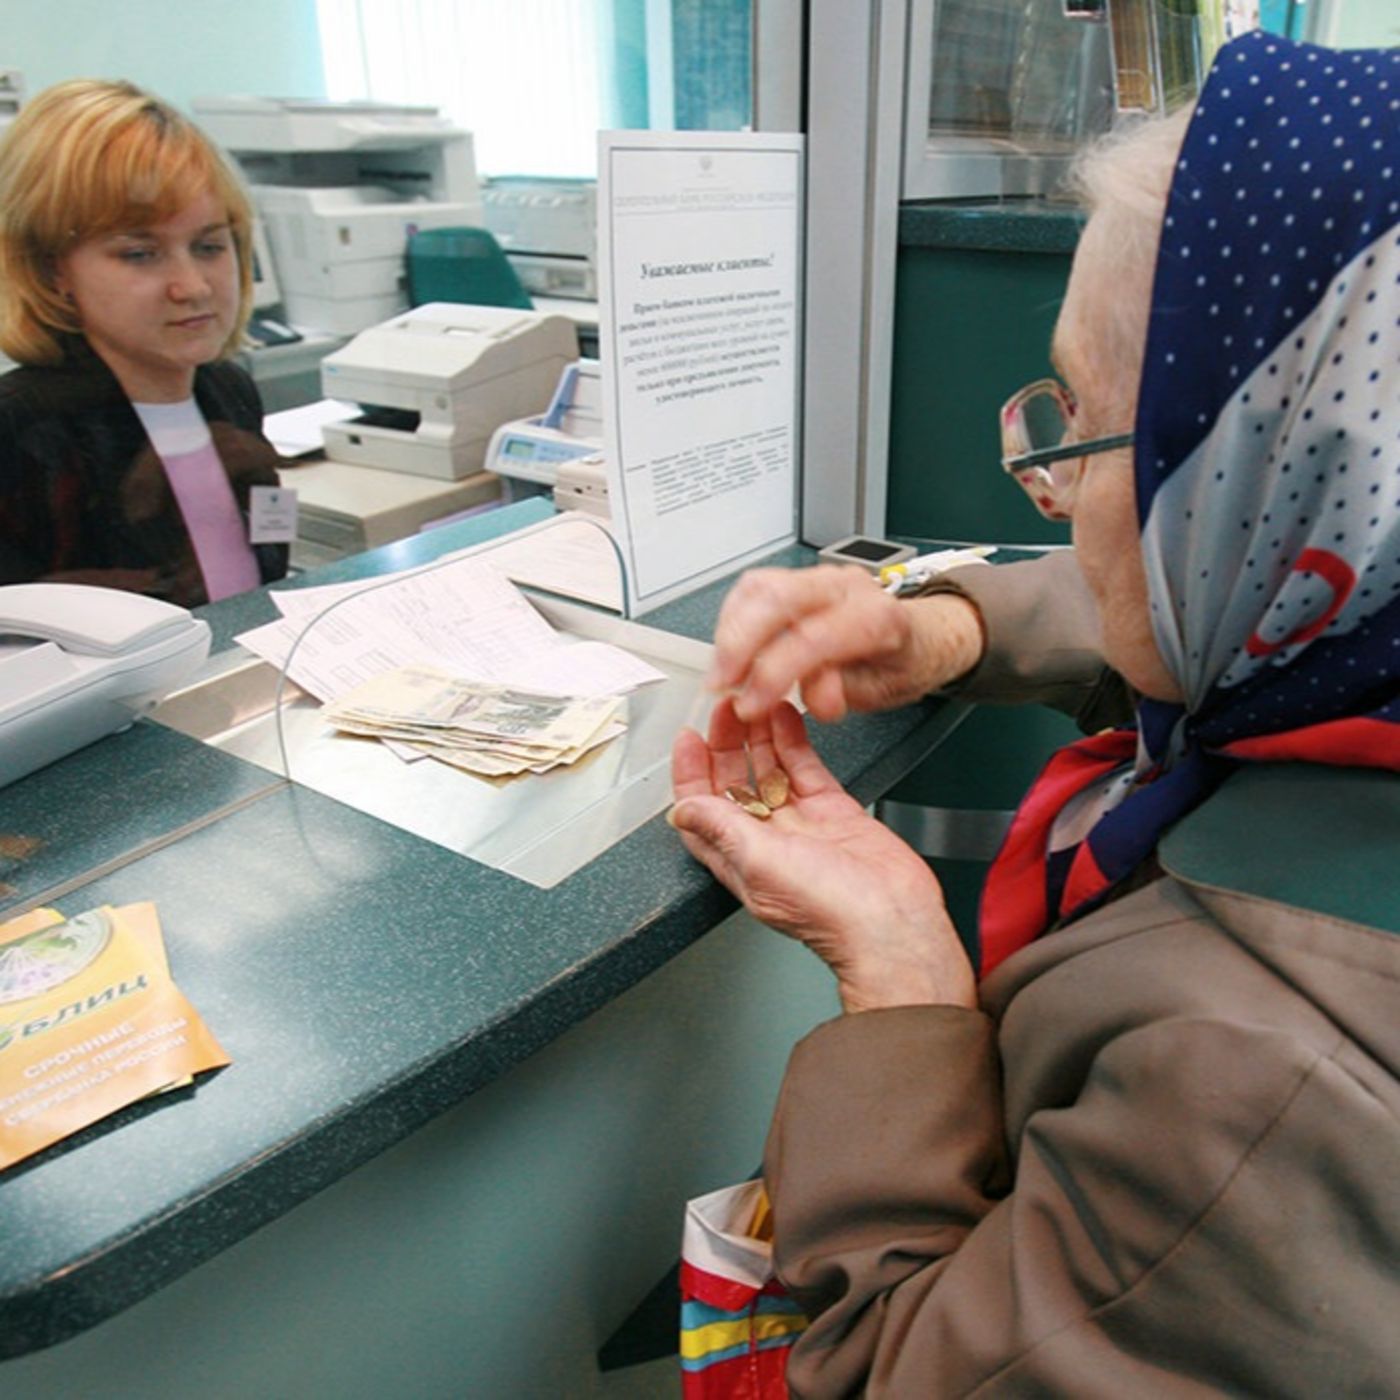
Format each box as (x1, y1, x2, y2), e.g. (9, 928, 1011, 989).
(1222, 715, 1400, 768)
(979, 730, 1136, 978)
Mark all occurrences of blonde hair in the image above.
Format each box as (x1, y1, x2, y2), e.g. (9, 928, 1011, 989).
(0, 78, 254, 365)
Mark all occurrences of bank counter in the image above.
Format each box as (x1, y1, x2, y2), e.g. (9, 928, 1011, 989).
(0, 501, 965, 1398)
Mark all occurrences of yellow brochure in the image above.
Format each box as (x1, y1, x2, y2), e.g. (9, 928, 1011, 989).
(0, 901, 230, 1172)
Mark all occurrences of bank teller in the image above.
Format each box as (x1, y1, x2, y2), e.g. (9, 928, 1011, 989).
(0, 78, 287, 606)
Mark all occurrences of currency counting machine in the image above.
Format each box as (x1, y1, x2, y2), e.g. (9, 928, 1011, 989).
(318, 303, 579, 481)
(484, 358, 605, 506)
(193, 96, 485, 336)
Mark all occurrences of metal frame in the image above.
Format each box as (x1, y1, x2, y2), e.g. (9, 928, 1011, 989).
(901, 0, 1112, 200)
(800, 0, 908, 545)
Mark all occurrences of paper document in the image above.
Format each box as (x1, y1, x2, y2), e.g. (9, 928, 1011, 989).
(473, 514, 624, 611)
(265, 398, 358, 458)
(0, 902, 229, 1173)
(598, 131, 803, 613)
(236, 556, 664, 704)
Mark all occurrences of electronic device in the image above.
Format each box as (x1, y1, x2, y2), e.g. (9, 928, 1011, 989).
(481, 176, 598, 301)
(816, 535, 917, 574)
(0, 70, 23, 134)
(275, 457, 501, 565)
(0, 584, 211, 789)
(484, 358, 603, 499)
(243, 219, 303, 349)
(318, 302, 578, 480)
(194, 96, 484, 336)
(552, 453, 610, 521)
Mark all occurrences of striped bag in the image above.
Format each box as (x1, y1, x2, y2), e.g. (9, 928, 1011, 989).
(680, 1178, 808, 1398)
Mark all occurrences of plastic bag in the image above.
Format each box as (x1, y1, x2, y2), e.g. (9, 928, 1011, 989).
(680, 1178, 808, 1398)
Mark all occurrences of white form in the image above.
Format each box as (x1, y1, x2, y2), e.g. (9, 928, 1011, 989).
(597, 130, 804, 614)
(235, 556, 664, 704)
(471, 514, 624, 612)
(263, 398, 359, 458)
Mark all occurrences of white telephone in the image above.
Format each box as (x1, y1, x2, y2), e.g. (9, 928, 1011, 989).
(0, 583, 211, 789)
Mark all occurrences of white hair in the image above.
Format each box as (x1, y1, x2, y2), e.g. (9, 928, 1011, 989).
(1065, 106, 1194, 397)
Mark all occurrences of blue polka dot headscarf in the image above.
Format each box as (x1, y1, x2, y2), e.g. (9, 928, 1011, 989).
(981, 33, 1400, 975)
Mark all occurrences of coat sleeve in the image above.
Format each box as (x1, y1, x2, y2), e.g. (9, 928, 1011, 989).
(764, 1003, 1378, 1397)
(922, 550, 1134, 731)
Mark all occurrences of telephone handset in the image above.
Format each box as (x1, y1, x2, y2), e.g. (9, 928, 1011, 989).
(0, 583, 211, 789)
(0, 584, 199, 658)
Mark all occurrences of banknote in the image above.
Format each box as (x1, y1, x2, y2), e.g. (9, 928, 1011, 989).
(408, 720, 628, 778)
(325, 665, 622, 752)
(322, 665, 627, 778)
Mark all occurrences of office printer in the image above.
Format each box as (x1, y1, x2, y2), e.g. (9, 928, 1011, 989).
(318, 303, 578, 481)
(0, 70, 23, 136)
(193, 96, 484, 335)
(481, 176, 598, 302)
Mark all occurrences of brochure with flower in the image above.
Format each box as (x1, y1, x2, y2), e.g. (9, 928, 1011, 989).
(0, 902, 229, 1172)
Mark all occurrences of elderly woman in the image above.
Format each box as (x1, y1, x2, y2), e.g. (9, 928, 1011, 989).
(671, 33, 1400, 1395)
(0, 79, 287, 606)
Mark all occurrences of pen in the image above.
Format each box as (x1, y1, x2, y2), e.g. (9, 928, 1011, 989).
(879, 545, 996, 593)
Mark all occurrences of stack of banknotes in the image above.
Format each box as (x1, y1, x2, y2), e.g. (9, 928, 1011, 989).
(323, 664, 627, 778)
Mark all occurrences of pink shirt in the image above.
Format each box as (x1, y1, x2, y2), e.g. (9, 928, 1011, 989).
(133, 398, 261, 601)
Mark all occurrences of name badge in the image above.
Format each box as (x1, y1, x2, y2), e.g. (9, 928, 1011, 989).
(250, 485, 298, 544)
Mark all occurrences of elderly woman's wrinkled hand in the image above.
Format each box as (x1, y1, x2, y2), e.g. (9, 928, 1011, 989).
(670, 698, 976, 1013)
(707, 564, 984, 725)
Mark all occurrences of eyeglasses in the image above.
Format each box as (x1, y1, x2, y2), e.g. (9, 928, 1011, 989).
(1000, 378, 1134, 521)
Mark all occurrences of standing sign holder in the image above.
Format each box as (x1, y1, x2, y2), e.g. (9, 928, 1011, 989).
(597, 131, 805, 615)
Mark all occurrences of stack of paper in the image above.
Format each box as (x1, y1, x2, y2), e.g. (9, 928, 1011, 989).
(236, 555, 664, 707)
(325, 665, 627, 778)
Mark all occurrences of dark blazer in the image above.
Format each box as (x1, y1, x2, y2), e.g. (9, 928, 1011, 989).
(0, 342, 289, 607)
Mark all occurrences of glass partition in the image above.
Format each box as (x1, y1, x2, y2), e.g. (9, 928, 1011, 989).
(904, 0, 1116, 199)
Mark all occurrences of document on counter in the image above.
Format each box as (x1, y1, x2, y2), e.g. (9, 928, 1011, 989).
(264, 397, 358, 458)
(235, 555, 665, 705)
(0, 902, 229, 1173)
(470, 513, 624, 612)
(597, 130, 804, 614)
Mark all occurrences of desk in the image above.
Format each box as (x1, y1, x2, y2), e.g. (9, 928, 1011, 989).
(275, 455, 501, 568)
(0, 503, 963, 1396)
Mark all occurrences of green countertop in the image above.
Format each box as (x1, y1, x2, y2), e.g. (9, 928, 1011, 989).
(898, 198, 1084, 255)
(0, 501, 962, 1359)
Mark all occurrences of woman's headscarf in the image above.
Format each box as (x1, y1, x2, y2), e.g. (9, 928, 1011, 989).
(980, 32, 1400, 976)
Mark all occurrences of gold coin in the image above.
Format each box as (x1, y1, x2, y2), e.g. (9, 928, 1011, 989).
(757, 769, 790, 810)
(725, 784, 772, 820)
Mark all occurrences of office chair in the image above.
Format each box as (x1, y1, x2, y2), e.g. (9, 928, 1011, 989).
(406, 226, 534, 310)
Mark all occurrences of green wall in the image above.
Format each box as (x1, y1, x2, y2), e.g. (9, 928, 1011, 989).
(883, 232, 1082, 959)
(885, 240, 1076, 547)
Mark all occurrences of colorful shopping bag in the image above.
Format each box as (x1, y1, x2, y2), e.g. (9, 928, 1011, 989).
(680, 1178, 809, 1398)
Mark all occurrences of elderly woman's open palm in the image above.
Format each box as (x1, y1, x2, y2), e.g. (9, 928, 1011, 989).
(670, 699, 975, 1012)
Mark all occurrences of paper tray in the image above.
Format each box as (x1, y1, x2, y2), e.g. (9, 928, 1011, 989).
(149, 595, 712, 888)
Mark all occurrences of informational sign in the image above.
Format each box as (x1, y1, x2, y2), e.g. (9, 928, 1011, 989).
(598, 131, 804, 615)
